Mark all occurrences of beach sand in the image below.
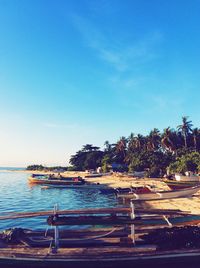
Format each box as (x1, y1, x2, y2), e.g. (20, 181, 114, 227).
(16, 170, 200, 214)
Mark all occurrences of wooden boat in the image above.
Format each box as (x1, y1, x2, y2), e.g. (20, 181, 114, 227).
(117, 185, 200, 200)
(84, 172, 111, 178)
(164, 179, 199, 190)
(28, 174, 86, 185)
(175, 172, 199, 182)
(1, 206, 200, 268)
(40, 183, 112, 190)
(100, 186, 154, 194)
(164, 172, 200, 190)
(3, 244, 200, 268)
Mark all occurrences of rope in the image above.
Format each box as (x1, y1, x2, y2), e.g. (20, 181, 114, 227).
(67, 227, 118, 241)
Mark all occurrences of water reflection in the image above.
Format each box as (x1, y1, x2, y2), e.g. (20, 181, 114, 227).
(0, 172, 119, 230)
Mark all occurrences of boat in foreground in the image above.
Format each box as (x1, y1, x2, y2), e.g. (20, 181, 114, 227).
(2, 245, 200, 268)
(1, 206, 200, 268)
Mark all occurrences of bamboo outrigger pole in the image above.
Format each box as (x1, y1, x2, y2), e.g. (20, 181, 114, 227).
(130, 201, 135, 245)
(53, 204, 59, 253)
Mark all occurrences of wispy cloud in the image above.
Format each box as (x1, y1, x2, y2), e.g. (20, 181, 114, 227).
(70, 12, 165, 113)
(71, 14, 163, 72)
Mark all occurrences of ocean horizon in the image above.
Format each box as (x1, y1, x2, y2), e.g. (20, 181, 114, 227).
(0, 167, 25, 171)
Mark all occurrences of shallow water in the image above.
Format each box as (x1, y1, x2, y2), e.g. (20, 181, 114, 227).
(0, 170, 119, 230)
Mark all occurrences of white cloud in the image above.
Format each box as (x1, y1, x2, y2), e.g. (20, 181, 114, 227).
(70, 14, 163, 73)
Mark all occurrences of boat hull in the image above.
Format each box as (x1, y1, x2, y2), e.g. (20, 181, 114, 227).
(2, 250, 200, 268)
(165, 180, 200, 190)
(117, 186, 200, 200)
(28, 176, 85, 185)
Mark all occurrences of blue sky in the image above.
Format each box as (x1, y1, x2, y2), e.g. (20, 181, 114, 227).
(0, 0, 200, 167)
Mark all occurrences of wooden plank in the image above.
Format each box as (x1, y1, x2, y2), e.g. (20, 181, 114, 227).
(0, 207, 192, 220)
(0, 207, 131, 220)
(47, 215, 136, 225)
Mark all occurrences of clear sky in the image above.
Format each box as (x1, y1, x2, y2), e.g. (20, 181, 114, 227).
(0, 0, 200, 167)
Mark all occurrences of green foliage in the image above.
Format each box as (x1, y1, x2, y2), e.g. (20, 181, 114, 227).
(168, 152, 200, 174)
(26, 165, 68, 171)
(67, 166, 80, 171)
(67, 116, 200, 176)
(128, 150, 174, 177)
(69, 145, 104, 171)
(26, 165, 45, 171)
(101, 155, 111, 173)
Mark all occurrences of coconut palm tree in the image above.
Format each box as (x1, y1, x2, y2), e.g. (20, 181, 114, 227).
(115, 136, 127, 161)
(125, 133, 136, 164)
(104, 140, 111, 152)
(133, 134, 146, 150)
(177, 116, 193, 148)
(147, 128, 161, 151)
(192, 128, 200, 151)
(161, 127, 176, 153)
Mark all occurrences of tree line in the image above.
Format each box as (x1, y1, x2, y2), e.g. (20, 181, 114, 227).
(69, 116, 200, 177)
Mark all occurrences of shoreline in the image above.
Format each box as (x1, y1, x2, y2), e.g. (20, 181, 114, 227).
(8, 169, 200, 214)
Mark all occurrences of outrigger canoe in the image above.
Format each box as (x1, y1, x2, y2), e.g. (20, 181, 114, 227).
(164, 179, 200, 190)
(28, 174, 86, 185)
(1, 206, 200, 268)
(117, 185, 200, 200)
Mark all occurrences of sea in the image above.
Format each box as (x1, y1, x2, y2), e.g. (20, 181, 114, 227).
(0, 167, 119, 231)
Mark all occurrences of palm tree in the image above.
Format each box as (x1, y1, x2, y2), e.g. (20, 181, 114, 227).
(115, 136, 127, 161)
(177, 116, 193, 148)
(192, 128, 200, 151)
(134, 134, 146, 150)
(161, 127, 176, 152)
(104, 140, 111, 152)
(147, 128, 161, 151)
(125, 133, 135, 164)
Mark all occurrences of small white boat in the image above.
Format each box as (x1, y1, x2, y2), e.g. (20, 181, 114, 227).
(84, 172, 111, 178)
(117, 185, 200, 201)
(175, 171, 199, 182)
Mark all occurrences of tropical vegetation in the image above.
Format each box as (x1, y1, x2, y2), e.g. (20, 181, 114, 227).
(69, 116, 200, 177)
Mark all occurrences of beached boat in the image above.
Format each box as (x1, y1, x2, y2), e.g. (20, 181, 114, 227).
(84, 172, 111, 178)
(3, 243, 200, 268)
(116, 185, 200, 200)
(175, 171, 199, 182)
(1, 207, 200, 267)
(164, 172, 200, 189)
(164, 179, 200, 190)
(100, 185, 154, 194)
(28, 174, 86, 185)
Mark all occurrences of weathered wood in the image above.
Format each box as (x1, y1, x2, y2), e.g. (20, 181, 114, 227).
(23, 227, 128, 238)
(0, 207, 131, 220)
(0, 207, 191, 220)
(47, 215, 136, 226)
(47, 214, 197, 226)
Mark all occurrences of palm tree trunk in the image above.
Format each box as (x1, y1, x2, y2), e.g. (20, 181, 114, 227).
(184, 132, 187, 148)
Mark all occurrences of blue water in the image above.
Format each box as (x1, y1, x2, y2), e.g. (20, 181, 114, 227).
(0, 170, 119, 230)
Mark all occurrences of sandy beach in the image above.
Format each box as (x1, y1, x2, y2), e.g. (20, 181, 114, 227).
(15, 170, 200, 215)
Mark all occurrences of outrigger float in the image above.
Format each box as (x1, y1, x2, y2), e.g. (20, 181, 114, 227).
(2, 203, 200, 267)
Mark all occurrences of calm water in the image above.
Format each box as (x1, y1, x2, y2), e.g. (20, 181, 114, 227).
(0, 169, 119, 230)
